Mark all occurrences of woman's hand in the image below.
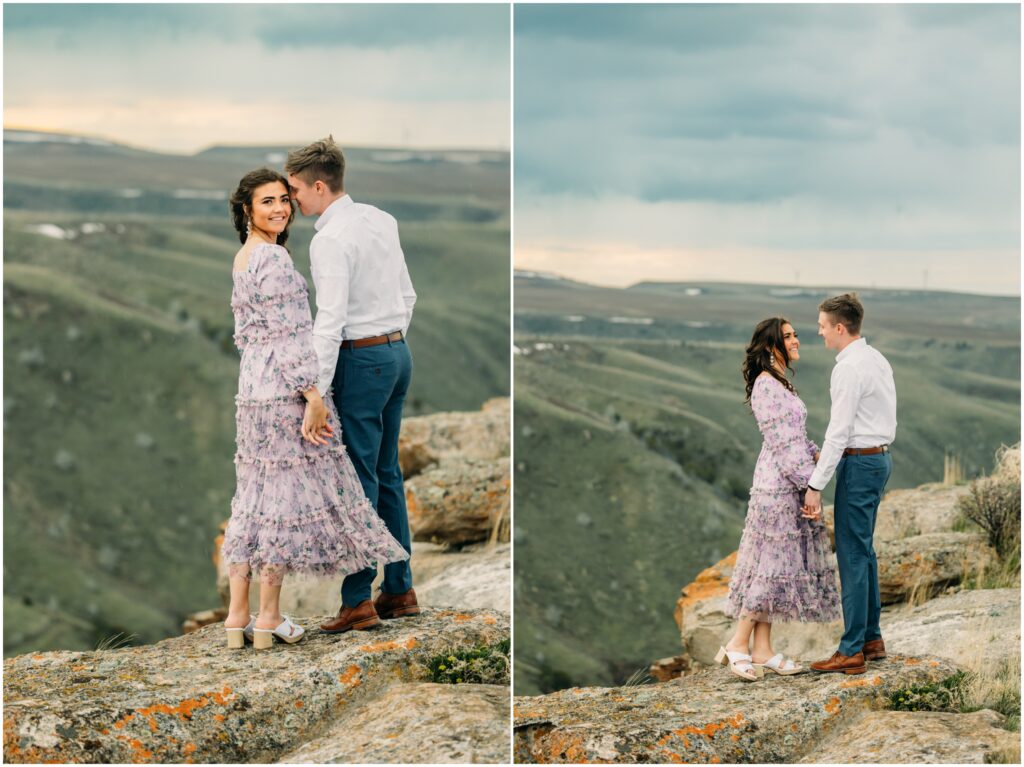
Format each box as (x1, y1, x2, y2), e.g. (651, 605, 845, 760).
(814, 451, 820, 463)
(301, 389, 334, 446)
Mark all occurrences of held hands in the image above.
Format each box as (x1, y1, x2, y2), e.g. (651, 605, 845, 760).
(801, 488, 823, 521)
(301, 390, 335, 446)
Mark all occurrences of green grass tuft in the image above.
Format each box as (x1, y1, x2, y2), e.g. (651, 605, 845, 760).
(427, 639, 510, 685)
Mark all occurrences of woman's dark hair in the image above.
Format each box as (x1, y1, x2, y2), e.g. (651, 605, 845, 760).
(229, 168, 295, 246)
(742, 317, 796, 403)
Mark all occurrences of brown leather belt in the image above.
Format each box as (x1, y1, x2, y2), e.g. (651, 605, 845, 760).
(340, 331, 404, 350)
(844, 446, 889, 456)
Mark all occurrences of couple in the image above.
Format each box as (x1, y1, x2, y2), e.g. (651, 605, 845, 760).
(220, 137, 419, 649)
(717, 294, 897, 680)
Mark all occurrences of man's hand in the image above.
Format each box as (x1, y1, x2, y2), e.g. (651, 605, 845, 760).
(301, 395, 333, 446)
(801, 488, 822, 520)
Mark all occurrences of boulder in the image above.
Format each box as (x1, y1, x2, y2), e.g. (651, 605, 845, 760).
(181, 608, 226, 634)
(875, 532, 996, 604)
(673, 552, 736, 667)
(800, 709, 1018, 764)
(416, 544, 511, 613)
(4, 607, 508, 764)
(883, 587, 1020, 670)
(407, 459, 510, 545)
(399, 397, 510, 477)
(514, 654, 960, 763)
(648, 655, 692, 683)
(873, 483, 970, 541)
(278, 682, 509, 764)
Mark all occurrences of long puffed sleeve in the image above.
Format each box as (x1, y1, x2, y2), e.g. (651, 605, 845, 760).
(750, 376, 816, 489)
(252, 245, 319, 394)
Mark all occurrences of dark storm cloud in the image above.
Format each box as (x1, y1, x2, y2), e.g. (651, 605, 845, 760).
(514, 4, 1020, 205)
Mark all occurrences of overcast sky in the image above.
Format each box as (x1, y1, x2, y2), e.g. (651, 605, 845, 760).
(515, 4, 1020, 296)
(4, 4, 509, 152)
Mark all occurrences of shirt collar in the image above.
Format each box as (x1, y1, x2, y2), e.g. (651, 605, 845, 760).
(314, 194, 353, 231)
(836, 336, 867, 362)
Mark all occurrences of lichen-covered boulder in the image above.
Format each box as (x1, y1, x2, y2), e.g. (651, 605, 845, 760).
(514, 655, 960, 763)
(5, 607, 508, 764)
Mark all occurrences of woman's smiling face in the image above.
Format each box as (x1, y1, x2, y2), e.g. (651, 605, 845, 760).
(247, 181, 292, 237)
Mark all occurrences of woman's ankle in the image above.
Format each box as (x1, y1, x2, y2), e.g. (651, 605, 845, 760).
(224, 610, 251, 629)
(255, 612, 283, 628)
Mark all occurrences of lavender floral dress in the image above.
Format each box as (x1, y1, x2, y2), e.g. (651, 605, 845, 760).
(726, 374, 840, 623)
(221, 243, 409, 585)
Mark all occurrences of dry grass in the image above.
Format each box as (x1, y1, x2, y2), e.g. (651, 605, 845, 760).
(959, 632, 1021, 733)
(988, 743, 1022, 764)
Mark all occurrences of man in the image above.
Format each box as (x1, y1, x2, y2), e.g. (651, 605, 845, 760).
(802, 293, 897, 675)
(285, 136, 419, 632)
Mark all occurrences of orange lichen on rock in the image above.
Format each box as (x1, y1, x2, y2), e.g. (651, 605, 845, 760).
(452, 613, 473, 623)
(209, 686, 235, 706)
(125, 738, 154, 763)
(824, 697, 841, 715)
(544, 731, 591, 764)
(213, 715, 226, 723)
(339, 665, 362, 687)
(294, 700, 304, 709)
(358, 637, 417, 653)
(482, 616, 498, 625)
(674, 552, 738, 629)
(904, 658, 921, 666)
(840, 675, 883, 689)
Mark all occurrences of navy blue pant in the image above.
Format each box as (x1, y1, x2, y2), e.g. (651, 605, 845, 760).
(331, 339, 414, 607)
(834, 451, 892, 656)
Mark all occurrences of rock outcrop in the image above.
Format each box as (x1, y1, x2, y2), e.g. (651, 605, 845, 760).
(882, 587, 1020, 669)
(872, 483, 970, 541)
(875, 532, 995, 603)
(5, 608, 509, 764)
(279, 682, 509, 764)
(403, 398, 510, 546)
(514, 654, 961, 763)
(798, 709, 1018, 764)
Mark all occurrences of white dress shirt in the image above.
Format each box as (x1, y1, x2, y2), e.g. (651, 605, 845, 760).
(309, 195, 417, 396)
(808, 337, 897, 491)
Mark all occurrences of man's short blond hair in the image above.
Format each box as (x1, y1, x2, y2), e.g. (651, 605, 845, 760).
(285, 135, 345, 193)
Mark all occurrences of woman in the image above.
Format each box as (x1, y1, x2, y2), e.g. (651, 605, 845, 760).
(221, 168, 408, 650)
(717, 317, 840, 680)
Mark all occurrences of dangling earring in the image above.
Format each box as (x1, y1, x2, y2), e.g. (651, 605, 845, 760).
(245, 217, 252, 238)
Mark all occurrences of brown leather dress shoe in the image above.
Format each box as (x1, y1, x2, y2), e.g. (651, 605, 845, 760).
(810, 651, 866, 675)
(374, 588, 422, 619)
(319, 600, 382, 633)
(862, 638, 886, 660)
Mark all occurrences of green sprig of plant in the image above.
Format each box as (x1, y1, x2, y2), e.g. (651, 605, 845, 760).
(427, 639, 510, 685)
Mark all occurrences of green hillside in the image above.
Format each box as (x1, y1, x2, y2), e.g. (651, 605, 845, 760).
(3, 131, 509, 657)
(513, 274, 1020, 695)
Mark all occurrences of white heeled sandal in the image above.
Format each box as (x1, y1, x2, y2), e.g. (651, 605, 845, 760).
(252, 616, 305, 649)
(225, 614, 257, 649)
(715, 646, 763, 682)
(755, 653, 804, 675)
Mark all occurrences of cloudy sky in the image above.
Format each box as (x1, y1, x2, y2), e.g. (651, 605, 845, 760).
(515, 5, 1020, 296)
(4, 4, 509, 152)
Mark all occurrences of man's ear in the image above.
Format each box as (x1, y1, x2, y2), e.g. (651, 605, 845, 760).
(314, 180, 325, 194)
